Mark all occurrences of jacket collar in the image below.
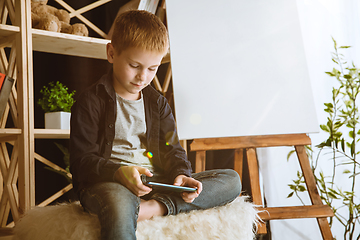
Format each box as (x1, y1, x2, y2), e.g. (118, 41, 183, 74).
(95, 69, 116, 101)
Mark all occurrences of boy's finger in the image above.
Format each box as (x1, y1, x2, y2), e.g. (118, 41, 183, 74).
(136, 166, 153, 177)
(183, 191, 198, 198)
(173, 178, 182, 186)
(181, 192, 198, 203)
(186, 178, 202, 194)
(131, 185, 152, 197)
(196, 182, 203, 194)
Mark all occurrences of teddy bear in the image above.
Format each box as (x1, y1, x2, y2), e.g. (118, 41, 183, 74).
(31, 0, 89, 37)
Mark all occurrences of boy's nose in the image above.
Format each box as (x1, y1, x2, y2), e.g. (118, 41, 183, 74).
(137, 71, 146, 81)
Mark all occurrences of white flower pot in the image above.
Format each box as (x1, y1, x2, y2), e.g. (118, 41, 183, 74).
(45, 111, 71, 129)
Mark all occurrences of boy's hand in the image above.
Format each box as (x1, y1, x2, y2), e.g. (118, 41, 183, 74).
(173, 175, 202, 203)
(114, 166, 153, 197)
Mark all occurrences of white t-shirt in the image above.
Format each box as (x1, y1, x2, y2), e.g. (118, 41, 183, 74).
(110, 92, 153, 171)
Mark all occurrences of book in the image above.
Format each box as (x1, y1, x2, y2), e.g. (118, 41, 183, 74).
(0, 73, 5, 90)
(0, 74, 14, 120)
(138, 0, 160, 14)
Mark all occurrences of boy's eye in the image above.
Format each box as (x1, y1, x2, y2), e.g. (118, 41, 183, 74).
(149, 68, 157, 71)
(130, 64, 139, 68)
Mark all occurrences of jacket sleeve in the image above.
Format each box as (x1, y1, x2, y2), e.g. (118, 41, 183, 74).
(69, 91, 122, 188)
(158, 96, 193, 181)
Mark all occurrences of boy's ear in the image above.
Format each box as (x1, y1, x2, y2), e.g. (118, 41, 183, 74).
(106, 43, 115, 63)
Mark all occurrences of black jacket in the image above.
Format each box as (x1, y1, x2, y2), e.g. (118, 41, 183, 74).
(69, 71, 192, 195)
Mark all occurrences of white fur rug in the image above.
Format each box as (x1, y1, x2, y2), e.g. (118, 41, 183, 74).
(13, 196, 259, 240)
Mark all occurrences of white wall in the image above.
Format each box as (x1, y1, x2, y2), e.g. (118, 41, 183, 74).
(258, 1, 360, 239)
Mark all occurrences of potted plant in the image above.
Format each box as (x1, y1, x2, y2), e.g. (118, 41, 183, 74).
(37, 81, 75, 129)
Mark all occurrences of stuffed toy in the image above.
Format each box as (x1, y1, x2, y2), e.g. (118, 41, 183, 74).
(31, 0, 89, 37)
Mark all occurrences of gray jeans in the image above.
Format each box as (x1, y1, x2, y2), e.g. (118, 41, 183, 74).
(79, 169, 241, 240)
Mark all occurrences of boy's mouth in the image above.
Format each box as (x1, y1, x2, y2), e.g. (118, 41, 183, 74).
(131, 82, 143, 87)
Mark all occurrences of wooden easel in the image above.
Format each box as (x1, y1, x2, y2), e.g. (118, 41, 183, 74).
(190, 133, 334, 239)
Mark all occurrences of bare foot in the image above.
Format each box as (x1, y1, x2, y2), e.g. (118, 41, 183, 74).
(137, 199, 167, 222)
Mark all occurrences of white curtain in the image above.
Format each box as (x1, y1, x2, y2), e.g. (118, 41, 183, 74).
(258, 0, 360, 239)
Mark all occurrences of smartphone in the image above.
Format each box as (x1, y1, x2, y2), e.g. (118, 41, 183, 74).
(144, 181, 197, 192)
(141, 175, 197, 192)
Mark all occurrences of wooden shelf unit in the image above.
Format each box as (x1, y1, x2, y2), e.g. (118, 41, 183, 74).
(0, 0, 115, 230)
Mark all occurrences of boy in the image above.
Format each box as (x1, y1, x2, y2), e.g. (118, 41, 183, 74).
(70, 10, 241, 240)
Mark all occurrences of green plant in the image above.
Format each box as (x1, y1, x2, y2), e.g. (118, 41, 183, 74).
(287, 38, 360, 240)
(37, 81, 75, 113)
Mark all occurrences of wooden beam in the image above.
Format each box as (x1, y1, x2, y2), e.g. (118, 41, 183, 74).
(5, 45, 18, 128)
(295, 145, 334, 240)
(4, 141, 19, 221)
(0, 46, 17, 129)
(195, 150, 206, 173)
(161, 52, 170, 64)
(257, 205, 334, 221)
(4, 0, 15, 25)
(34, 153, 72, 179)
(234, 149, 243, 181)
(34, 129, 70, 139)
(38, 184, 73, 207)
(54, 0, 108, 38)
(245, 147, 267, 234)
(16, 0, 35, 214)
(67, 0, 112, 17)
(152, 75, 163, 92)
(0, 1, 6, 25)
(190, 133, 311, 151)
(295, 146, 322, 205)
(246, 148, 262, 205)
(162, 64, 172, 94)
(0, 143, 10, 226)
(0, 129, 21, 135)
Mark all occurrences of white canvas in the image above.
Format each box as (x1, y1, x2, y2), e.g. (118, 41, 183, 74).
(166, 0, 318, 140)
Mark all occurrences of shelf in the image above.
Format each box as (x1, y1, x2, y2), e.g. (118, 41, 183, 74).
(0, 129, 70, 141)
(0, 24, 19, 36)
(0, 24, 19, 48)
(0, 24, 110, 59)
(0, 0, 115, 230)
(0, 128, 21, 142)
(34, 129, 70, 139)
(32, 29, 110, 60)
(0, 24, 172, 62)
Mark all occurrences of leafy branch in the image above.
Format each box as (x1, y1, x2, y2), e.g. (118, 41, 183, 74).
(287, 38, 360, 239)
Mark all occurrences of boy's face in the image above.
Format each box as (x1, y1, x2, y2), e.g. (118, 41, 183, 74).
(107, 43, 164, 101)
